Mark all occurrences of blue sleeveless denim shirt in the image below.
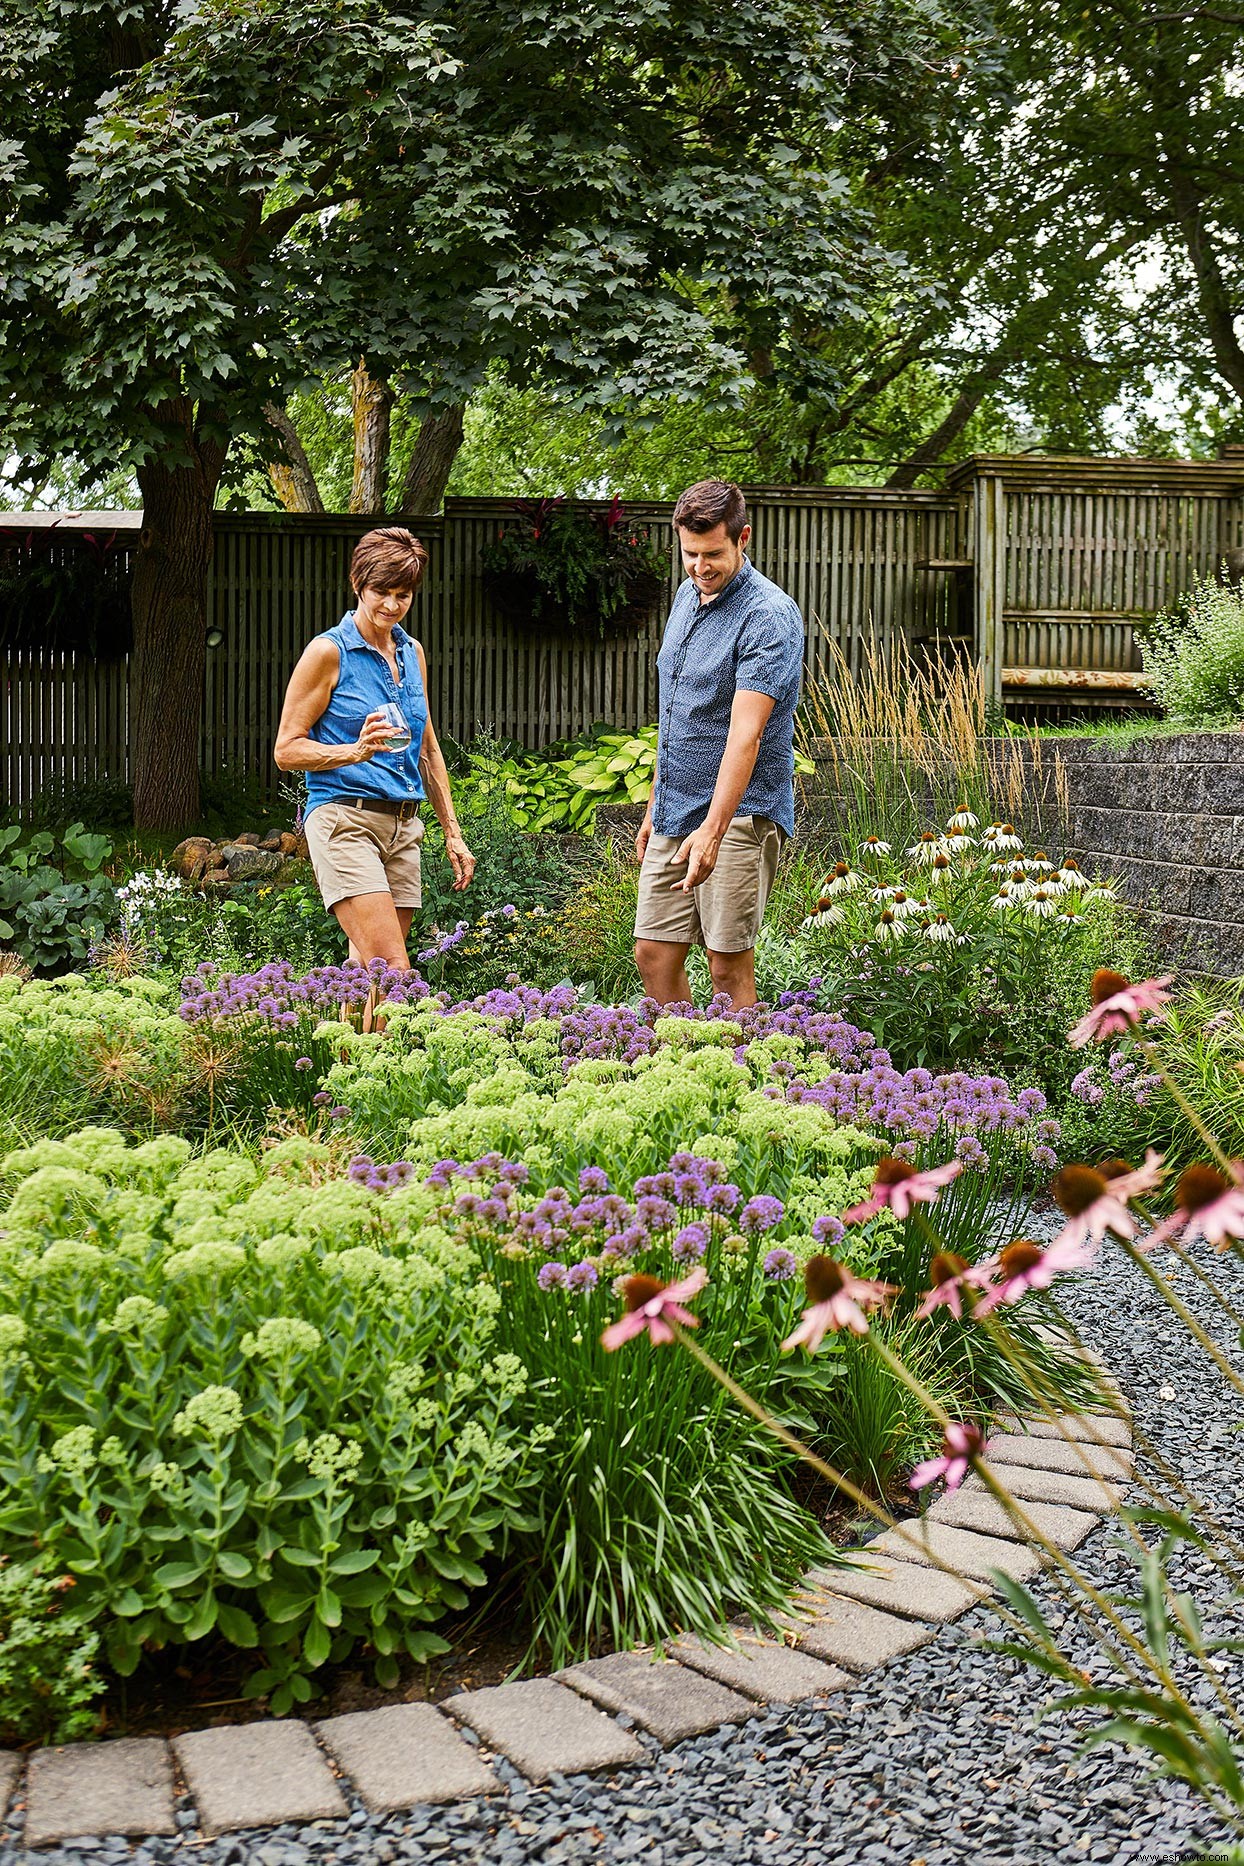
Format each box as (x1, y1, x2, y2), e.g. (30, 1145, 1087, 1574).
(304, 613, 428, 819)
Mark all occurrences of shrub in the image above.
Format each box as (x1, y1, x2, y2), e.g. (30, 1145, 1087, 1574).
(1142, 575, 1244, 726)
(0, 823, 119, 974)
(0, 1559, 103, 1743)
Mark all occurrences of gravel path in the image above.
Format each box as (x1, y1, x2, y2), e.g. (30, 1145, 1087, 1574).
(6, 1215, 1242, 1866)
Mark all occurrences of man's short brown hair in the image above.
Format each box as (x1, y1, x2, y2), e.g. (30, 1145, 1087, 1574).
(349, 527, 429, 595)
(672, 480, 748, 542)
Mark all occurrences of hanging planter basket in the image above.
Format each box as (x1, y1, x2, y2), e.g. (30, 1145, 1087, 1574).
(481, 498, 668, 638)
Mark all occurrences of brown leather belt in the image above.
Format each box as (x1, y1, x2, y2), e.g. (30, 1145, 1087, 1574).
(326, 795, 422, 824)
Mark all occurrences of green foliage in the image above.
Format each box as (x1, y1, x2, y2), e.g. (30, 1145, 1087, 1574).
(460, 727, 657, 836)
(0, 1557, 104, 1743)
(0, 822, 119, 973)
(0, 527, 131, 656)
(480, 500, 668, 633)
(0, 1128, 539, 1712)
(1142, 578, 1244, 728)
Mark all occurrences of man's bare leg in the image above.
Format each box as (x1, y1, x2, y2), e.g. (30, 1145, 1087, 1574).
(635, 937, 694, 1007)
(707, 946, 757, 1009)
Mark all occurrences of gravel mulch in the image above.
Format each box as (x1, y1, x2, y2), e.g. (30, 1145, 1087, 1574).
(6, 1209, 1242, 1866)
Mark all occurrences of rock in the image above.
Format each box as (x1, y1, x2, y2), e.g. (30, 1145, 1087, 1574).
(169, 836, 215, 882)
(220, 844, 285, 883)
(233, 832, 262, 847)
(277, 831, 302, 856)
(258, 834, 285, 852)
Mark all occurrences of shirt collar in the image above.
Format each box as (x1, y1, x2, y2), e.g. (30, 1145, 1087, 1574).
(692, 554, 754, 611)
(342, 611, 413, 652)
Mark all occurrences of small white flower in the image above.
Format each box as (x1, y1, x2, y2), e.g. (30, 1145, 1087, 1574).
(926, 915, 958, 942)
(1024, 890, 1058, 918)
(928, 854, 955, 886)
(988, 889, 1014, 913)
(871, 884, 900, 902)
(946, 807, 978, 830)
(890, 891, 923, 919)
(802, 904, 844, 928)
(1081, 885, 1117, 906)
(858, 836, 892, 857)
(1057, 911, 1085, 927)
(874, 910, 904, 941)
(821, 863, 864, 897)
(905, 832, 944, 865)
(1024, 853, 1054, 875)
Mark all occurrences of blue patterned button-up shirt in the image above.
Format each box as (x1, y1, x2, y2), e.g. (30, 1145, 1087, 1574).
(652, 557, 804, 839)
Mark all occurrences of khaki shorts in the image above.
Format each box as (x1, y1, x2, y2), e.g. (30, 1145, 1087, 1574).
(634, 815, 785, 955)
(304, 801, 425, 912)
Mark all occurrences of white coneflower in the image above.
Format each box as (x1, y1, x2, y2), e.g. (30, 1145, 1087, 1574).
(1057, 910, 1085, 927)
(1025, 889, 1058, 918)
(1023, 851, 1054, 875)
(1081, 884, 1117, 906)
(906, 831, 944, 865)
(947, 805, 979, 831)
(988, 887, 1014, 912)
(928, 852, 955, 886)
(942, 827, 976, 854)
(821, 861, 863, 897)
(926, 914, 958, 942)
(803, 902, 845, 928)
(1041, 873, 1068, 897)
(874, 909, 903, 941)
(891, 890, 923, 919)
(1056, 857, 1083, 886)
(1006, 868, 1034, 899)
(871, 884, 900, 902)
(984, 823, 1023, 852)
(989, 858, 1015, 875)
(859, 835, 892, 858)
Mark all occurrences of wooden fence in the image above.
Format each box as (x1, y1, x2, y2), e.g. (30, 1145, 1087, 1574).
(3, 450, 1243, 811)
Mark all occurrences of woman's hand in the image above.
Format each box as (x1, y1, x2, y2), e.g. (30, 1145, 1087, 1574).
(353, 711, 396, 763)
(445, 830, 476, 891)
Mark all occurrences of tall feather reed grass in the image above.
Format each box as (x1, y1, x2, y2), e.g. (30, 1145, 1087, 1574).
(798, 641, 1070, 848)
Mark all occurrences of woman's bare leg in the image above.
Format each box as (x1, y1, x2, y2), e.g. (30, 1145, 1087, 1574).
(333, 893, 410, 969)
(345, 908, 414, 969)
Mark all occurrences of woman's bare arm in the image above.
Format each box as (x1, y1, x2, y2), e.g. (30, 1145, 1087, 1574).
(274, 639, 392, 772)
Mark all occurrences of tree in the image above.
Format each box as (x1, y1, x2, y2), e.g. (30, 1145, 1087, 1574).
(1, 0, 969, 825)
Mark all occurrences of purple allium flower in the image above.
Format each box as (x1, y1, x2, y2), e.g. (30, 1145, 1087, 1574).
(671, 1222, 710, 1264)
(294, 1057, 313, 1072)
(704, 1183, 740, 1214)
(579, 1166, 611, 1195)
(312, 1091, 332, 1107)
(763, 1247, 798, 1280)
(739, 1194, 784, 1235)
(635, 1196, 677, 1230)
(537, 1262, 569, 1290)
(811, 1214, 845, 1249)
(566, 1260, 599, 1293)
(954, 1135, 989, 1169)
(329, 1105, 351, 1120)
(1032, 1144, 1059, 1172)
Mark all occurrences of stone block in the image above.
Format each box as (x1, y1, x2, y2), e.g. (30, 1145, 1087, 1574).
(928, 1486, 1098, 1551)
(316, 1704, 499, 1812)
(871, 1518, 1041, 1584)
(0, 1752, 17, 1817)
(558, 1651, 753, 1743)
(998, 1410, 1132, 1448)
(805, 1556, 980, 1624)
(984, 1432, 1132, 1481)
(669, 1630, 850, 1705)
(790, 1594, 936, 1672)
(172, 1722, 347, 1837)
(25, 1739, 176, 1845)
(449, 1679, 644, 1781)
(963, 1461, 1121, 1513)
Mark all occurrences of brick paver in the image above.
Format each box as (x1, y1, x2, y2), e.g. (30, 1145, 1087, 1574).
(872, 1518, 1041, 1583)
(929, 1486, 1098, 1551)
(806, 1556, 981, 1624)
(25, 1738, 176, 1845)
(985, 1432, 1132, 1480)
(791, 1594, 936, 1671)
(668, 1630, 851, 1705)
(450, 1678, 644, 1781)
(173, 1722, 346, 1837)
(0, 1753, 18, 1818)
(559, 1651, 754, 1742)
(999, 1411, 1133, 1448)
(964, 1461, 1121, 1512)
(317, 1704, 499, 1812)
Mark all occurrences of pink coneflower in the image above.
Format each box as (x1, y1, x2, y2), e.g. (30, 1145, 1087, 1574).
(972, 1233, 1097, 1314)
(841, 1156, 963, 1225)
(1047, 1150, 1165, 1251)
(1068, 969, 1174, 1047)
(1141, 1162, 1244, 1254)
(915, 1249, 991, 1320)
(600, 1267, 708, 1350)
(781, 1255, 896, 1351)
(910, 1420, 986, 1492)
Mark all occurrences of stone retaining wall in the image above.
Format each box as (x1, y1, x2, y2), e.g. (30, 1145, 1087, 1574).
(1003, 732, 1244, 976)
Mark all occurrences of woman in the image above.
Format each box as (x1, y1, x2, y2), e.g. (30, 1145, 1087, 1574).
(274, 526, 474, 969)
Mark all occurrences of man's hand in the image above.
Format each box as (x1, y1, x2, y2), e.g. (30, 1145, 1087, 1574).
(635, 813, 653, 865)
(670, 828, 721, 891)
(445, 830, 476, 891)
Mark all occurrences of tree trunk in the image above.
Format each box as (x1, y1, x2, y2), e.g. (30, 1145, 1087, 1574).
(350, 364, 392, 513)
(1166, 170, 1244, 403)
(885, 356, 1009, 488)
(132, 405, 226, 830)
(264, 402, 325, 513)
(399, 403, 465, 514)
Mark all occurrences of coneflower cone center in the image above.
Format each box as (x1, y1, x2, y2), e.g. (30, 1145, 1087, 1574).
(999, 1239, 1045, 1276)
(1097, 1158, 1134, 1181)
(622, 1273, 666, 1311)
(1091, 967, 1131, 1006)
(805, 1254, 845, 1302)
(1176, 1164, 1229, 1214)
(929, 1251, 968, 1286)
(1052, 1164, 1109, 1216)
(874, 1157, 916, 1189)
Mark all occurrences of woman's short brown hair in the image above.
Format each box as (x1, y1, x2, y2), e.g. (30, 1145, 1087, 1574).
(672, 480, 748, 542)
(349, 527, 429, 595)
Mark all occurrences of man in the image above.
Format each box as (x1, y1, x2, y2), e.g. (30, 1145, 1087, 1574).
(634, 479, 804, 1009)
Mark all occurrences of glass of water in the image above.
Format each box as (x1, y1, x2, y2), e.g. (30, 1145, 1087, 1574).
(377, 702, 412, 753)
